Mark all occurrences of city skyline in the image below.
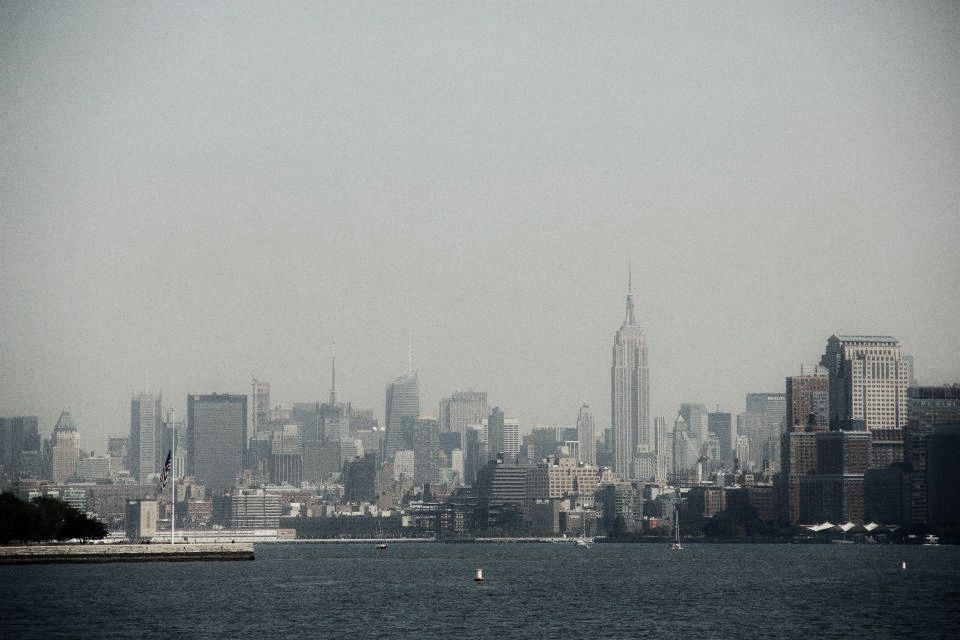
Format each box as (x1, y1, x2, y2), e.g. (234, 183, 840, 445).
(1, 3, 958, 450)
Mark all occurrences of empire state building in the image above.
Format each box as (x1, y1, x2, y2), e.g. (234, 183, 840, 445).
(611, 273, 650, 479)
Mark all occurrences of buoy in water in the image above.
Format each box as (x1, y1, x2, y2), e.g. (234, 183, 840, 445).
(474, 568, 484, 582)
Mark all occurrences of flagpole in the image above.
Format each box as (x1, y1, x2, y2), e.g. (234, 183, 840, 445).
(170, 407, 176, 545)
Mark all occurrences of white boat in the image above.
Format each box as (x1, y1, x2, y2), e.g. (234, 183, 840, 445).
(575, 537, 591, 548)
(923, 534, 940, 546)
(671, 513, 683, 550)
(376, 521, 387, 550)
(474, 568, 484, 582)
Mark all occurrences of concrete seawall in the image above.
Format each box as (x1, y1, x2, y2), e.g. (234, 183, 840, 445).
(0, 543, 254, 565)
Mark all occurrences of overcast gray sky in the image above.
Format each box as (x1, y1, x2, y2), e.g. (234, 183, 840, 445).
(2, 2, 958, 450)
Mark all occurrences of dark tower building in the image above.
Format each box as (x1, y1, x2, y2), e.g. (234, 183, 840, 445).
(187, 394, 247, 494)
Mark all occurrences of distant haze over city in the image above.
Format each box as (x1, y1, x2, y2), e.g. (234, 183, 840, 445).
(2, 3, 958, 449)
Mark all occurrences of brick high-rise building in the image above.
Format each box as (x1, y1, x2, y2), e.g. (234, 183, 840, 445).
(785, 369, 829, 430)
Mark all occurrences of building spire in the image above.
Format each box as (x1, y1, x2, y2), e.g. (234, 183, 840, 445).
(329, 344, 339, 404)
(625, 264, 636, 325)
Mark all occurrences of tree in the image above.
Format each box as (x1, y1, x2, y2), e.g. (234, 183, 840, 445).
(0, 493, 107, 544)
(0, 492, 39, 543)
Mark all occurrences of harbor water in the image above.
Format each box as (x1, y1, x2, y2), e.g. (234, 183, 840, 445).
(1, 542, 957, 639)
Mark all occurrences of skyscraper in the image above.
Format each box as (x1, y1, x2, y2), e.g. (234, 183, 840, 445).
(577, 404, 596, 465)
(653, 416, 669, 482)
(738, 393, 786, 472)
(904, 385, 960, 528)
(51, 411, 79, 484)
(707, 411, 733, 465)
(385, 371, 419, 461)
(487, 407, 506, 459)
(820, 335, 909, 432)
(412, 418, 440, 485)
(785, 368, 829, 430)
(0, 416, 40, 480)
(439, 390, 488, 452)
(130, 392, 162, 483)
(679, 403, 708, 446)
(251, 379, 271, 434)
(671, 413, 695, 483)
(187, 394, 247, 493)
(611, 271, 650, 479)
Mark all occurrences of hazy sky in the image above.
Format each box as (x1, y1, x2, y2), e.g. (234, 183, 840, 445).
(2, 2, 958, 450)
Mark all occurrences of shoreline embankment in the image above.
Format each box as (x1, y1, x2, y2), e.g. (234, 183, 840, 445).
(0, 543, 254, 565)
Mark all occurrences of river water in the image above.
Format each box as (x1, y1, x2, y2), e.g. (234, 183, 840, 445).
(1, 542, 957, 639)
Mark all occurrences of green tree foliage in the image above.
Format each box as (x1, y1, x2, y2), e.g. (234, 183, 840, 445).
(0, 492, 108, 544)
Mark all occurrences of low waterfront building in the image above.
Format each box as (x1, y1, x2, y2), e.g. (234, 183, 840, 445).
(125, 499, 157, 541)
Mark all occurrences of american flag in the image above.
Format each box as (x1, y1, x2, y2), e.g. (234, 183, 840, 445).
(159, 450, 172, 492)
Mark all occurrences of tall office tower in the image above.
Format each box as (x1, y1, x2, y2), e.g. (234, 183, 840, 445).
(577, 404, 596, 465)
(344, 453, 378, 502)
(291, 403, 323, 443)
(708, 412, 733, 465)
(503, 419, 520, 459)
(821, 335, 909, 432)
(51, 411, 80, 483)
(782, 427, 819, 525)
(735, 435, 749, 470)
(671, 413, 695, 483)
(130, 393, 163, 483)
(904, 386, 960, 528)
(0, 416, 40, 479)
(439, 390, 488, 451)
(463, 425, 486, 486)
(107, 436, 129, 471)
(611, 272, 650, 479)
(679, 403, 709, 446)
(927, 423, 960, 529)
(251, 379, 271, 434)
(653, 416, 669, 482)
(187, 394, 247, 493)
(413, 418, 440, 485)
(487, 407, 506, 458)
(738, 393, 786, 472)
(385, 370, 419, 461)
(785, 369, 829, 430)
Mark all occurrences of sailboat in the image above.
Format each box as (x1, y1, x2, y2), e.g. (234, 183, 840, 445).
(575, 522, 592, 548)
(376, 521, 387, 550)
(474, 568, 484, 582)
(670, 514, 683, 550)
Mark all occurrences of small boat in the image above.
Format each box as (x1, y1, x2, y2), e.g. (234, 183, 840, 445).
(671, 513, 683, 550)
(923, 534, 940, 546)
(376, 521, 387, 549)
(575, 537, 591, 548)
(474, 568, 484, 582)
